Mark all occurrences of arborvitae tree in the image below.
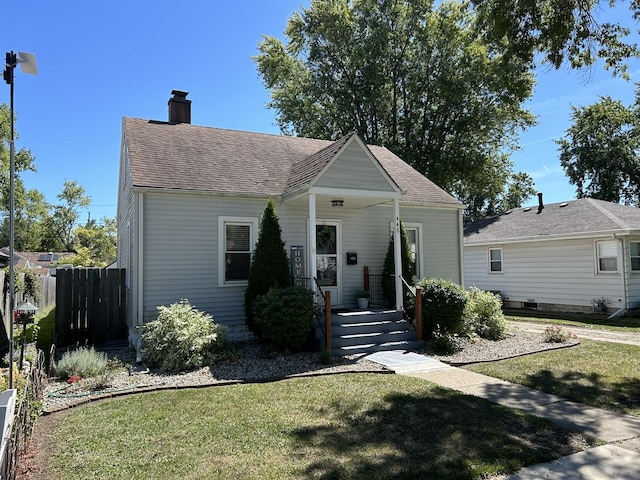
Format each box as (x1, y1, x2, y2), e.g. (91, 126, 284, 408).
(244, 199, 290, 336)
(382, 221, 415, 307)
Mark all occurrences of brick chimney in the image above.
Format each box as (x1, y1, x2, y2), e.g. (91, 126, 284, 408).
(168, 90, 191, 124)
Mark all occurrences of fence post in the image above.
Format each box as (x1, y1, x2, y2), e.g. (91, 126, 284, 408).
(363, 266, 369, 292)
(325, 291, 331, 352)
(415, 287, 422, 341)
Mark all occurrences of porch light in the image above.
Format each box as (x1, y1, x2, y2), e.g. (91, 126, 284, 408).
(331, 199, 344, 207)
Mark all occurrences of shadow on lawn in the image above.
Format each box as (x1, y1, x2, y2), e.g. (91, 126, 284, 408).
(526, 369, 640, 415)
(291, 387, 593, 480)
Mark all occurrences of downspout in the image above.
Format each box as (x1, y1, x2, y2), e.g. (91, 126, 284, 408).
(136, 193, 144, 362)
(309, 193, 317, 295)
(610, 235, 628, 319)
(393, 199, 403, 310)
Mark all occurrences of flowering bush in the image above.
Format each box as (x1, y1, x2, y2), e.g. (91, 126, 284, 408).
(141, 299, 227, 372)
(543, 325, 577, 343)
(463, 287, 508, 340)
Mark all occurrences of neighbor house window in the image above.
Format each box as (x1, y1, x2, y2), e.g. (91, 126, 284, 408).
(596, 240, 618, 273)
(488, 247, 502, 273)
(631, 241, 640, 272)
(218, 217, 258, 285)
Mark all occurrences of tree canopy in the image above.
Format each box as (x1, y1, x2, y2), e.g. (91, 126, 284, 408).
(255, 0, 537, 221)
(557, 94, 640, 205)
(473, 0, 640, 77)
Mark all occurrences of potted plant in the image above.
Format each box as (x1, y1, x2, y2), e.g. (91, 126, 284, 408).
(355, 290, 371, 310)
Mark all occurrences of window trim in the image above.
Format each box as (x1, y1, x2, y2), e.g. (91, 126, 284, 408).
(595, 239, 619, 274)
(488, 247, 503, 274)
(218, 216, 259, 286)
(630, 240, 640, 272)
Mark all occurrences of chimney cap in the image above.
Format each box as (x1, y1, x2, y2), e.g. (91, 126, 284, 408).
(171, 89, 189, 98)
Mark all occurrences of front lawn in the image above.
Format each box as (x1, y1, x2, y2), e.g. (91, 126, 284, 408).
(505, 310, 640, 332)
(467, 339, 640, 416)
(37, 374, 595, 480)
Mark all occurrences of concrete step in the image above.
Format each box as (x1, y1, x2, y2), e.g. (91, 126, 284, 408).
(333, 339, 425, 356)
(327, 309, 422, 356)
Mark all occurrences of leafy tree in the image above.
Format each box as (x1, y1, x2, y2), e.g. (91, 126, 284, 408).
(557, 95, 640, 205)
(244, 199, 290, 336)
(474, 0, 640, 77)
(60, 217, 117, 267)
(381, 221, 414, 307)
(0, 103, 39, 248)
(255, 0, 536, 221)
(49, 180, 91, 251)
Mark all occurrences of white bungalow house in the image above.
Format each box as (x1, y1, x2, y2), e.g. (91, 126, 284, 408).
(464, 194, 640, 316)
(117, 91, 464, 349)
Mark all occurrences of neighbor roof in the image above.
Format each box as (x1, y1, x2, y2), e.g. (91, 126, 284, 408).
(464, 198, 640, 245)
(122, 117, 461, 207)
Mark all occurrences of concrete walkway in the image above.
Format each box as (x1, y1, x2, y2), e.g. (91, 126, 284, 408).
(365, 350, 640, 479)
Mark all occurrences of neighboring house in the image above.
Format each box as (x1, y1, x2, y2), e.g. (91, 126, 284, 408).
(0, 248, 71, 276)
(117, 90, 465, 344)
(464, 195, 640, 316)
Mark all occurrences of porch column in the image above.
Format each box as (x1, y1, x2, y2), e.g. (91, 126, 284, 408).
(393, 198, 403, 310)
(309, 193, 317, 292)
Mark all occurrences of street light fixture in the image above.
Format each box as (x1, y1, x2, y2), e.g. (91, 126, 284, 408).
(3, 51, 38, 389)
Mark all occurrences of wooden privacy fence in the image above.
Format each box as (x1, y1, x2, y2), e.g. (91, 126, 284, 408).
(55, 268, 127, 347)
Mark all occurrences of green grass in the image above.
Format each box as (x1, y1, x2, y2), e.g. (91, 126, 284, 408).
(467, 339, 640, 416)
(505, 309, 640, 332)
(40, 374, 595, 480)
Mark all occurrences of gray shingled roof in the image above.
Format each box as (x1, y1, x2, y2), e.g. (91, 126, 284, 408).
(123, 117, 461, 207)
(464, 198, 640, 244)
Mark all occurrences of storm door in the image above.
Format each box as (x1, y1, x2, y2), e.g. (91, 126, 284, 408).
(315, 221, 342, 305)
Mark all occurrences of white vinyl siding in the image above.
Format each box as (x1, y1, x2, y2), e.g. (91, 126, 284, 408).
(488, 248, 503, 273)
(596, 240, 618, 273)
(464, 238, 625, 311)
(315, 141, 396, 192)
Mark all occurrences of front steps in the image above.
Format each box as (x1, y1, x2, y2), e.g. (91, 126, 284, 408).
(328, 309, 423, 356)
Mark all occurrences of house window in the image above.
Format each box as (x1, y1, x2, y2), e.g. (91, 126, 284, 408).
(596, 240, 618, 273)
(219, 217, 258, 285)
(630, 241, 640, 271)
(390, 222, 422, 278)
(404, 224, 422, 278)
(488, 248, 502, 273)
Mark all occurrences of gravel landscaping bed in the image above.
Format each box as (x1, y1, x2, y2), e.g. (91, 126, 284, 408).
(43, 322, 579, 413)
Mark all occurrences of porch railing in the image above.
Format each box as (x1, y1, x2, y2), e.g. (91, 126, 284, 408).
(401, 276, 422, 341)
(363, 266, 388, 306)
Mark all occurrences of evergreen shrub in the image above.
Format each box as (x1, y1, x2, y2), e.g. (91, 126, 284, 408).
(244, 199, 290, 336)
(416, 277, 468, 339)
(254, 287, 317, 352)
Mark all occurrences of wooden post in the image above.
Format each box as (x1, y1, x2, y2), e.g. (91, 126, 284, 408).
(415, 287, 422, 341)
(363, 266, 370, 292)
(325, 291, 332, 351)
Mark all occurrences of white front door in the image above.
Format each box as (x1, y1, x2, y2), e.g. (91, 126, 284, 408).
(315, 221, 342, 305)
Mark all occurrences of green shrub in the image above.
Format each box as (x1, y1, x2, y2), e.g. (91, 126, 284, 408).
(464, 287, 508, 340)
(54, 347, 109, 380)
(244, 199, 291, 336)
(141, 299, 227, 372)
(415, 277, 468, 339)
(254, 287, 317, 352)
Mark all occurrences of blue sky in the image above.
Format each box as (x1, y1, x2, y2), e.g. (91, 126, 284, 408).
(3, 1, 639, 224)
